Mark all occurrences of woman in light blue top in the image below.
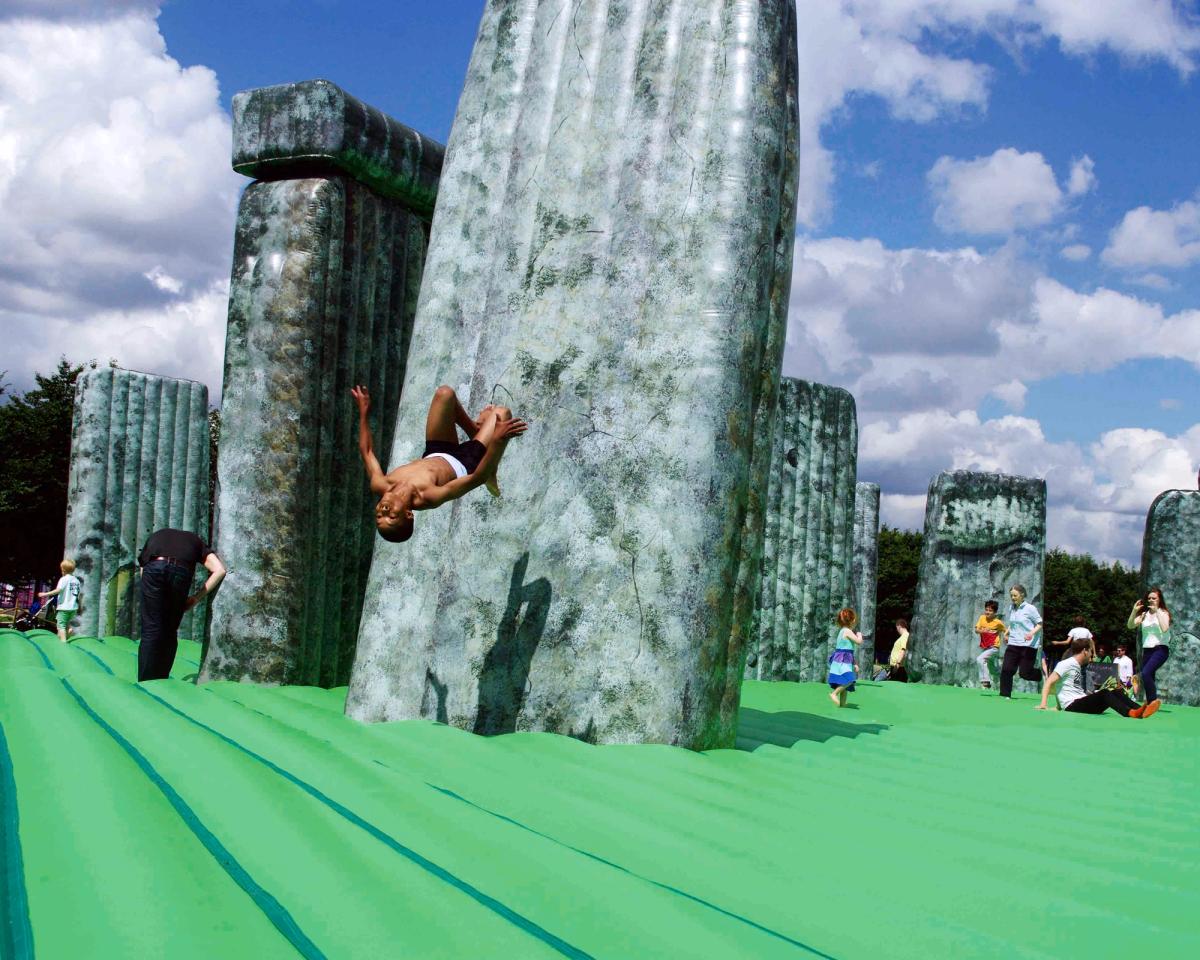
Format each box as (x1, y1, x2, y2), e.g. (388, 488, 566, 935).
(828, 607, 864, 708)
(1127, 587, 1170, 706)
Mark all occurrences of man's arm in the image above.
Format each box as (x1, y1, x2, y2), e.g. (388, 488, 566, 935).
(185, 553, 227, 611)
(351, 386, 389, 495)
(422, 418, 527, 507)
(1037, 671, 1061, 709)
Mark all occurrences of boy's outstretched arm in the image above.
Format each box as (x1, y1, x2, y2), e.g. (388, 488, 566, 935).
(422, 417, 527, 507)
(351, 385, 389, 495)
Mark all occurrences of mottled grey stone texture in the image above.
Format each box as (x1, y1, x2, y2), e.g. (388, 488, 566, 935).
(65, 368, 210, 642)
(852, 481, 881, 668)
(744, 379, 858, 683)
(347, 0, 800, 749)
(912, 471, 1047, 689)
(1140, 490, 1200, 706)
(232, 79, 444, 217)
(201, 86, 440, 687)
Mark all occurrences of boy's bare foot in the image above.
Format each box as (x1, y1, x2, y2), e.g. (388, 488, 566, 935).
(829, 691, 841, 707)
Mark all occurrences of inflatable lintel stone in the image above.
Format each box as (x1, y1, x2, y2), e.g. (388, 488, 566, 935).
(1140, 489, 1200, 706)
(232, 78, 445, 218)
(912, 471, 1047, 688)
(65, 367, 210, 643)
(745, 378, 859, 683)
(347, 0, 801, 749)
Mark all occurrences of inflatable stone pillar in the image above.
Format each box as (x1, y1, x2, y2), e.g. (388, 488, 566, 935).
(1140, 489, 1200, 706)
(744, 379, 859, 683)
(347, 0, 800, 749)
(200, 80, 444, 687)
(65, 368, 210, 642)
(852, 481, 881, 672)
(912, 471, 1046, 688)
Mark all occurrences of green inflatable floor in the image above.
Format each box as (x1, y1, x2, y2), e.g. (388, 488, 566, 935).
(1, 628, 1196, 958)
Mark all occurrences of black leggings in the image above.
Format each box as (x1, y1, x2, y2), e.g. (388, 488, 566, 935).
(1065, 688, 1140, 716)
(999, 645, 1042, 697)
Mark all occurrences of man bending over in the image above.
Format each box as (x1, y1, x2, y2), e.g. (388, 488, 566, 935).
(1037, 637, 1161, 719)
(353, 384, 527, 543)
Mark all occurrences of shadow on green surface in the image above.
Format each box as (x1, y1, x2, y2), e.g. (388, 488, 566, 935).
(736, 708, 889, 749)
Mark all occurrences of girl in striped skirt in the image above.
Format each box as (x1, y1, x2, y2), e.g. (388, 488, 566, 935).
(829, 607, 865, 708)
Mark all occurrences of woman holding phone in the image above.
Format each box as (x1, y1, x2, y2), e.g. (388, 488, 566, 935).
(1127, 587, 1170, 705)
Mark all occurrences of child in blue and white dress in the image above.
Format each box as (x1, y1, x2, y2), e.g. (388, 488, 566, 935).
(828, 607, 864, 708)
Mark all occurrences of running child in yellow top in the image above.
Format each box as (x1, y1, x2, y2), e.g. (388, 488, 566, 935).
(974, 599, 1008, 689)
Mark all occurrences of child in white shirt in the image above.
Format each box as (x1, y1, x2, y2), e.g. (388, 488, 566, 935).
(38, 558, 82, 643)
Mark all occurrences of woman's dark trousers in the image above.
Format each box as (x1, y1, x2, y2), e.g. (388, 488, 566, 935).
(138, 561, 192, 681)
(1139, 646, 1170, 703)
(999, 645, 1042, 698)
(1065, 689, 1140, 716)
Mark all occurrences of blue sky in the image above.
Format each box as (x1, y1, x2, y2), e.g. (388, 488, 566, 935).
(0, 0, 1197, 563)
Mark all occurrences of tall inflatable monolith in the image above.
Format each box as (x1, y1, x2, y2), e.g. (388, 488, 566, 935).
(912, 471, 1046, 688)
(1140, 488, 1200, 706)
(852, 481, 881, 670)
(200, 80, 444, 686)
(65, 368, 210, 642)
(743, 379, 858, 683)
(347, 1, 800, 748)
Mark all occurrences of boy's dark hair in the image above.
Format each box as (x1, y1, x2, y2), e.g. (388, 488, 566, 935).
(1070, 637, 1092, 655)
(1073, 615, 1086, 626)
(377, 517, 414, 543)
(984, 600, 998, 612)
(895, 618, 908, 630)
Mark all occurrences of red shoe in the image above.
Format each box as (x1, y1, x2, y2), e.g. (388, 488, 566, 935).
(1141, 699, 1162, 719)
(1128, 705, 1145, 718)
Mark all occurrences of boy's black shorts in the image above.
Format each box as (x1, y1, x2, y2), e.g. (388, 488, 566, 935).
(422, 439, 486, 475)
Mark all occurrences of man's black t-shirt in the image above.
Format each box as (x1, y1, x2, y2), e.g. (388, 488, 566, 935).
(138, 528, 213, 575)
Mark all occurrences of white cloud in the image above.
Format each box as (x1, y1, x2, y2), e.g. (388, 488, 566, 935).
(787, 235, 1200, 562)
(990, 379, 1027, 411)
(928, 148, 1064, 234)
(1132, 272, 1173, 290)
(1102, 196, 1200, 268)
(1060, 244, 1091, 262)
(794, 1, 1199, 224)
(862, 413, 1200, 565)
(0, 6, 239, 398)
(1065, 155, 1097, 196)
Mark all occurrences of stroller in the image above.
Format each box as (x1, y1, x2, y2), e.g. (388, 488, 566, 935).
(14, 597, 55, 632)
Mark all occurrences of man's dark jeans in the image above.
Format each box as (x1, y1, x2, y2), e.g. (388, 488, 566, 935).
(999, 644, 1042, 698)
(139, 560, 192, 681)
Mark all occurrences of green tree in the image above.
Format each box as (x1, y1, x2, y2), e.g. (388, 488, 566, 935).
(1043, 549, 1141, 657)
(0, 359, 97, 581)
(874, 525, 922, 664)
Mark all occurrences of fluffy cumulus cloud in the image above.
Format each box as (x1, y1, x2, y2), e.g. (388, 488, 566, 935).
(794, 1, 1198, 226)
(1102, 195, 1200, 269)
(785, 236, 1200, 562)
(928, 148, 1085, 235)
(0, 3, 239, 397)
(866, 414, 1200, 565)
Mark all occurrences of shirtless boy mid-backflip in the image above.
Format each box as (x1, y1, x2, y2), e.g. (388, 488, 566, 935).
(352, 384, 527, 543)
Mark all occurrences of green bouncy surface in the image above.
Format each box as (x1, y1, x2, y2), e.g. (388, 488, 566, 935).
(1, 629, 1197, 959)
